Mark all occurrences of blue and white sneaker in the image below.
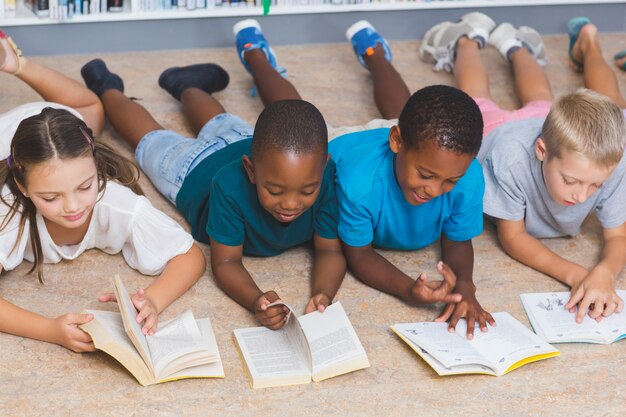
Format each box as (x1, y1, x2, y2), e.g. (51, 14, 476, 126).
(233, 18, 278, 74)
(346, 20, 392, 69)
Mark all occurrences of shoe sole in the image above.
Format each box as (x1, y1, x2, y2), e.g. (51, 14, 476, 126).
(346, 20, 374, 41)
(233, 18, 261, 36)
(419, 21, 448, 63)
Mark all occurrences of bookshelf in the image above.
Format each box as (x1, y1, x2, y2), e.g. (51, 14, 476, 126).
(1, 0, 624, 27)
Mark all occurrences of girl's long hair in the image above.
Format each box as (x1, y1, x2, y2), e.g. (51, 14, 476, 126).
(0, 107, 143, 282)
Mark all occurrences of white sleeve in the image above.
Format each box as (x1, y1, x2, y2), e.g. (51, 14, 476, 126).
(121, 196, 195, 276)
(0, 192, 29, 271)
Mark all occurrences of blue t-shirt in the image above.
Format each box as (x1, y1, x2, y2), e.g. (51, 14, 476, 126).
(329, 128, 484, 249)
(176, 138, 338, 257)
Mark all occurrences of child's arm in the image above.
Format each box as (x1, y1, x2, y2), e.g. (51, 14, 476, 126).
(305, 235, 346, 314)
(341, 242, 462, 305)
(209, 239, 289, 330)
(99, 243, 206, 335)
(566, 223, 626, 322)
(0, 265, 95, 352)
(435, 236, 495, 339)
(496, 218, 589, 286)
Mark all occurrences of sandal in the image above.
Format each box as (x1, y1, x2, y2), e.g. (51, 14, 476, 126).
(567, 16, 590, 70)
(0, 30, 25, 75)
(613, 49, 626, 71)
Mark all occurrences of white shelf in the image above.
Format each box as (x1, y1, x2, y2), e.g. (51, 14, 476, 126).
(0, 0, 623, 26)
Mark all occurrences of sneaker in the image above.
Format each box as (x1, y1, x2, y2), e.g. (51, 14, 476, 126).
(419, 12, 496, 73)
(158, 63, 230, 101)
(233, 18, 278, 74)
(489, 23, 547, 66)
(80, 58, 124, 98)
(345, 20, 392, 69)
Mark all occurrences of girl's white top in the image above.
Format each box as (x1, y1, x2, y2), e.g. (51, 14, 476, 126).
(0, 102, 82, 159)
(0, 181, 194, 275)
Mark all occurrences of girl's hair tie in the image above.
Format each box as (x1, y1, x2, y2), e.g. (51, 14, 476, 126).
(79, 126, 96, 154)
(6, 155, 12, 168)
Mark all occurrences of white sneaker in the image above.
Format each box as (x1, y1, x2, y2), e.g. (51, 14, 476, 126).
(419, 12, 496, 73)
(489, 22, 547, 66)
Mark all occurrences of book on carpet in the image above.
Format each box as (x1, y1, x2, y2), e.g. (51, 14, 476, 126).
(391, 311, 559, 376)
(520, 290, 626, 344)
(80, 274, 224, 386)
(233, 301, 370, 389)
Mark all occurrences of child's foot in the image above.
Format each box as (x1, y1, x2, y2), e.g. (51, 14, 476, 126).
(80, 59, 124, 97)
(567, 16, 591, 71)
(345, 20, 392, 69)
(614, 50, 626, 72)
(158, 63, 230, 101)
(0, 31, 25, 75)
(233, 18, 278, 73)
(568, 22, 600, 73)
(419, 12, 496, 73)
(488, 23, 547, 66)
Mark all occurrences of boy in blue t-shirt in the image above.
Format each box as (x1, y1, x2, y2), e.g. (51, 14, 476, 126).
(81, 19, 345, 330)
(333, 21, 493, 338)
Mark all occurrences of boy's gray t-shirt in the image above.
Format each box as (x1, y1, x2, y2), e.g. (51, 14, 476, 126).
(477, 118, 626, 238)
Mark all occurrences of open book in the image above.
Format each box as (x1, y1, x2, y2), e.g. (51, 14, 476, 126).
(391, 312, 559, 376)
(520, 290, 626, 344)
(233, 301, 370, 389)
(80, 275, 224, 386)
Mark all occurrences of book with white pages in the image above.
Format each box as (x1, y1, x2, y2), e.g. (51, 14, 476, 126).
(80, 275, 224, 386)
(520, 290, 626, 344)
(233, 301, 370, 389)
(391, 311, 559, 376)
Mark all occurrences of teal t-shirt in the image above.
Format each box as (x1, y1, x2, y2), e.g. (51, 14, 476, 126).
(176, 138, 339, 257)
(329, 128, 484, 249)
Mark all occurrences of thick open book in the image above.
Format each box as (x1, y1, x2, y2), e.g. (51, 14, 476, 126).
(233, 301, 370, 389)
(80, 275, 224, 386)
(391, 311, 559, 376)
(520, 290, 626, 344)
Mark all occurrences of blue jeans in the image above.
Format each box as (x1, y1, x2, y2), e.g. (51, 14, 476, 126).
(135, 113, 253, 204)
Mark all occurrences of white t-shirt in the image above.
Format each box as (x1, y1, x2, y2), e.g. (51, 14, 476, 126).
(0, 102, 81, 159)
(0, 181, 194, 275)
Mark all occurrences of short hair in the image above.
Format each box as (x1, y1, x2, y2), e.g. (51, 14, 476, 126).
(251, 99, 328, 161)
(542, 89, 625, 167)
(398, 85, 483, 155)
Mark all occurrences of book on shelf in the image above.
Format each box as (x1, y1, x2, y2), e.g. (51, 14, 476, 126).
(80, 274, 224, 386)
(520, 290, 626, 344)
(391, 311, 559, 377)
(25, 0, 50, 16)
(233, 301, 370, 389)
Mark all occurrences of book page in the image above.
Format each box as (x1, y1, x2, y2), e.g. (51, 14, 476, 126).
(520, 291, 626, 343)
(392, 322, 490, 369)
(297, 302, 369, 379)
(468, 312, 558, 375)
(148, 310, 213, 378)
(233, 305, 311, 387)
(112, 275, 153, 373)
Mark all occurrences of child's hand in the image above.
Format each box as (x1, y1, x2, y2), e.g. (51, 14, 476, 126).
(304, 292, 332, 314)
(254, 291, 289, 330)
(566, 269, 624, 323)
(435, 288, 496, 339)
(98, 289, 159, 335)
(51, 313, 96, 353)
(410, 261, 463, 305)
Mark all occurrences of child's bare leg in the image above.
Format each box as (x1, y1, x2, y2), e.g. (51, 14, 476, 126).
(180, 89, 227, 136)
(510, 48, 553, 105)
(454, 37, 491, 99)
(362, 44, 410, 120)
(244, 49, 300, 106)
(571, 24, 626, 108)
(100, 90, 163, 150)
(0, 39, 103, 135)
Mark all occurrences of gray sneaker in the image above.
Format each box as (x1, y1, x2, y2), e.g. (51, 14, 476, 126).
(488, 22, 547, 66)
(419, 12, 496, 73)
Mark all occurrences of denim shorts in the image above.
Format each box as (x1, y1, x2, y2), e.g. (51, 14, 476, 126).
(135, 113, 253, 204)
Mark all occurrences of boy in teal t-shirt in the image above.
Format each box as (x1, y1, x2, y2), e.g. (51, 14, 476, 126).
(333, 20, 494, 337)
(83, 20, 345, 330)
